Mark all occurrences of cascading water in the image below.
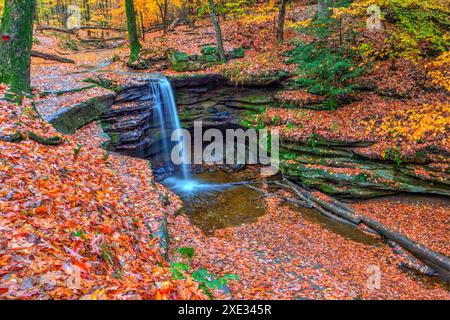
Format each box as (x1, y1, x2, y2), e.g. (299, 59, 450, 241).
(149, 79, 170, 162)
(150, 75, 190, 180)
(150, 75, 249, 195)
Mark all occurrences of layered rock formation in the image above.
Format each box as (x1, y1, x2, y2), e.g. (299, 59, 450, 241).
(281, 139, 450, 198)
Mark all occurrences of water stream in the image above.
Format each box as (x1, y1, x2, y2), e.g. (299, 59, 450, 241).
(150, 76, 190, 180)
(150, 77, 379, 244)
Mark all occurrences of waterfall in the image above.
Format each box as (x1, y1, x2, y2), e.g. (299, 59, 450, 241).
(149, 80, 170, 162)
(150, 76, 190, 180)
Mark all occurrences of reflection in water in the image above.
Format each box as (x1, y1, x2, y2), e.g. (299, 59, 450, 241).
(163, 170, 266, 234)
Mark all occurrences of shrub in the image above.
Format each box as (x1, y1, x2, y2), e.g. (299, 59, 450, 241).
(287, 14, 364, 108)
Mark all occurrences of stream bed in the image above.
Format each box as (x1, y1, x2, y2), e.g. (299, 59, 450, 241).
(165, 168, 449, 299)
(163, 167, 378, 246)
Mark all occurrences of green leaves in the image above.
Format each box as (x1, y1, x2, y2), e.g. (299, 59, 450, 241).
(177, 247, 195, 259)
(170, 246, 240, 298)
(287, 18, 364, 108)
(169, 262, 190, 280)
(192, 269, 240, 299)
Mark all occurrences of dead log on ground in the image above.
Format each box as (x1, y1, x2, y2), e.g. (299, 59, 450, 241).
(281, 179, 361, 224)
(279, 178, 450, 282)
(36, 26, 75, 34)
(168, 18, 181, 31)
(144, 25, 164, 34)
(360, 215, 450, 281)
(31, 50, 75, 64)
(245, 184, 310, 208)
(275, 180, 359, 228)
(78, 26, 127, 32)
(0, 131, 64, 146)
(79, 37, 124, 43)
(387, 240, 437, 276)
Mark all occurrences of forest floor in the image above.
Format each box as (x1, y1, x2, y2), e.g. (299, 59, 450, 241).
(1, 3, 449, 299)
(0, 92, 205, 299)
(170, 181, 450, 299)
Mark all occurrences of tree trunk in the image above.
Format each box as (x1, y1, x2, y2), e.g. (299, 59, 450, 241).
(280, 178, 450, 283)
(0, 0, 36, 95)
(276, 0, 288, 42)
(163, 0, 168, 35)
(124, 0, 141, 63)
(208, 0, 225, 62)
(139, 11, 145, 41)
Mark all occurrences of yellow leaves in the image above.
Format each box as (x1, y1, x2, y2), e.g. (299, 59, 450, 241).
(81, 289, 107, 300)
(426, 52, 450, 93)
(290, 18, 312, 29)
(241, 14, 273, 27)
(366, 102, 450, 144)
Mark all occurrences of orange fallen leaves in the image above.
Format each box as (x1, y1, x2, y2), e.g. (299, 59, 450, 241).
(0, 88, 205, 300)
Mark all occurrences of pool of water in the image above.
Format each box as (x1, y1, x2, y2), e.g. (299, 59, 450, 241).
(163, 170, 267, 234)
(163, 169, 380, 246)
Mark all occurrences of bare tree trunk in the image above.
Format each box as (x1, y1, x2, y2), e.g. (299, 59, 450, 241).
(156, 0, 168, 35)
(276, 0, 288, 42)
(208, 0, 225, 62)
(163, 0, 168, 35)
(139, 11, 145, 41)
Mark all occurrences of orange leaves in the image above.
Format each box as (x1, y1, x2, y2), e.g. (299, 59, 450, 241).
(71, 259, 90, 274)
(98, 225, 113, 235)
(0, 93, 202, 300)
(155, 281, 173, 300)
(45, 188, 62, 198)
(33, 205, 48, 215)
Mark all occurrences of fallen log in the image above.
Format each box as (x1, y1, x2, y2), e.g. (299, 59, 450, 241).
(360, 215, 450, 277)
(245, 184, 310, 208)
(0, 131, 25, 143)
(78, 26, 127, 32)
(274, 180, 359, 228)
(168, 18, 181, 31)
(387, 240, 437, 276)
(0, 131, 64, 146)
(280, 178, 450, 282)
(79, 37, 124, 43)
(36, 26, 75, 34)
(280, 179, 361, 224)
(144, 25, 164, 34)
(27, 132, 64, 146)
(31, 50, 75, 64)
